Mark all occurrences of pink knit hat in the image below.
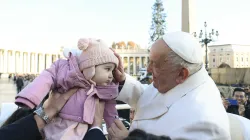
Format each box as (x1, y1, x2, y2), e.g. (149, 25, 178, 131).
(77, 38, 118, 80)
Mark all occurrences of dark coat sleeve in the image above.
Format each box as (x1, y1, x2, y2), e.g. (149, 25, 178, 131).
(83, 128, 107, 140)
(226, 105, 239, 115)
(0, 114, 42, 140)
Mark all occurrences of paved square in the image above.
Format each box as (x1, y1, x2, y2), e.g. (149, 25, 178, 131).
(0, 78, 17, 109)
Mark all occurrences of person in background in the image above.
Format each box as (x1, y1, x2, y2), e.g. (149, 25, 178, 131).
(15, 75, 24, 93)
(227, 88, 250, 119)
(13, 74, 17, 83)
(22, 76, 31, 89)
(8, 74, 12, 82)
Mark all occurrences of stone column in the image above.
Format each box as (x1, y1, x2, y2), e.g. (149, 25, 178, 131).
(7, 51, 11, 73)
(140, 57, 143, 68)
(121, 56, 124, 64)
(39, 54, 45, 73)
(0, 50, 3, 73)
(34, 53, 38, 74)
(46, 54, 52, 69)
(133, 57, 136, 75)
(27, 52, 31, 73)
(127, 57, 130, 74)
(10, 51, 15, 73)
(181, 0, 196, 33)
(23, 53, 26, 73)
(19, 52, 23, 74)
(15, 52, 19, 73)
(145, 57, 148, 68)
(3, 50, 8, 73)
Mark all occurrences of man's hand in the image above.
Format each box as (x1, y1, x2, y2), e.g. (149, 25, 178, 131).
(91, 99, 105, 129)
(35, 88, 78, 130)
(238, 104, 245, 116)
(108, 119, 129, 140)
(111, 49, 126, 83)
(222, 98, 230, 110)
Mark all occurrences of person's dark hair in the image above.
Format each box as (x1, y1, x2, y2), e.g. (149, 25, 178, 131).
(124, 129, 171, 140)
(233, 88, 246, 97)
(1, 107, 33, 128)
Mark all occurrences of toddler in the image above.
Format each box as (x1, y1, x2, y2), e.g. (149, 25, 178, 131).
(15, 38, 119, 140)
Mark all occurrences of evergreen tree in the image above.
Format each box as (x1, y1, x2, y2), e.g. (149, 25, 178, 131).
(149, 0, 167, 44)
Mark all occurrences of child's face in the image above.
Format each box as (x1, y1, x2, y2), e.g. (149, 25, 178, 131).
(92, 63, 115, 86)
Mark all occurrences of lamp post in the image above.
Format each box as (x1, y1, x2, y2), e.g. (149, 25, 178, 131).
(193, 22, 219, 71)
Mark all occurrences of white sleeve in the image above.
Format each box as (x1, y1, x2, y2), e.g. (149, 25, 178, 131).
(116, 74, 149, 109)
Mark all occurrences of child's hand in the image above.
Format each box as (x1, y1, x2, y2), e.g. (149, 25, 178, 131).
(91, 99, 105, 129)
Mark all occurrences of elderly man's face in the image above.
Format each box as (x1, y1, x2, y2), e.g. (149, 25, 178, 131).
(147, 39, 185, 93)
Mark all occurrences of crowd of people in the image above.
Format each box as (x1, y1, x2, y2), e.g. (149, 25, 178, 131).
(0, 31, 250, 140)
(8, 73, 36, 94)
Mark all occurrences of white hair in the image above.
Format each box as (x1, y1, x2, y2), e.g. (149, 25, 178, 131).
(167, 51, 203, 76)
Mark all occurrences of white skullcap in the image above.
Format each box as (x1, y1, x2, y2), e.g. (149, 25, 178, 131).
(162, 31, 203, 64)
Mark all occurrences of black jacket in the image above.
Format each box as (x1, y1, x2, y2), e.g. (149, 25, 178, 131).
(0, 114, 106, 140)
(227, 101, 250, 120)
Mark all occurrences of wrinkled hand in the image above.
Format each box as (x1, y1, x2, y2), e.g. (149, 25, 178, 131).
(91, 99, 105, 129)
(238, 104, 245, 116)
(108, 119, 129, 140)
(43, 88, 78, 119)
(111, 49, 126, 83)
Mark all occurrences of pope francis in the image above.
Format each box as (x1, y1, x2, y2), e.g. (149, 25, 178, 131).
(109, 31, 230, 140)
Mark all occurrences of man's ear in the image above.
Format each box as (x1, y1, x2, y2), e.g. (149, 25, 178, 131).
(176, 68, 189, 84)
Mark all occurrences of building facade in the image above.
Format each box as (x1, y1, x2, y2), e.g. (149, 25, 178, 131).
(114, 48, 149, 76)
(209, 44, 250, 68)
(0, 45, 149, 76)
(0, 48, 62, 75)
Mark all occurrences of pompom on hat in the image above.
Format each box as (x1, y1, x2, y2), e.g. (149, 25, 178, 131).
(162, 31, 203, 64)
(76, 38, 118, 80)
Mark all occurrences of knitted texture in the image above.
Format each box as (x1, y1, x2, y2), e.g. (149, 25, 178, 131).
(77, 38, 118, 80)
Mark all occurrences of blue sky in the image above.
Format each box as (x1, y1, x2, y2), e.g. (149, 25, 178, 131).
(0, 0, 250, 51)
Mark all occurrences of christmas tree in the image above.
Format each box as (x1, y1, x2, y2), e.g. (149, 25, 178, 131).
(149, 0, 167, 44)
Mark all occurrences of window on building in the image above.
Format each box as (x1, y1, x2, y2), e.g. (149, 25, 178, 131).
(242, 57, 244, 61)
(227, 54, 230, 55)
(220, 58, 222, 62)
(213, 58, 215, 62)
(237, 57, 238, 61)
(247, 58, 248, 62)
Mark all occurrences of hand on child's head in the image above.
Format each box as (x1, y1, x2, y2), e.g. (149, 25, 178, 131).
(110, 48, 125, 82)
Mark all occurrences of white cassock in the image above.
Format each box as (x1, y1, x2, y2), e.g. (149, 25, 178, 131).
(228, 113, 250, 140)
(117, 67, 231, 140)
